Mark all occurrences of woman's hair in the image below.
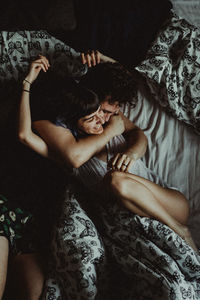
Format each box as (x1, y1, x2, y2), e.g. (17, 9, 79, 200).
(79, 62, 137, 104)
(58, 83, 100, 125)
(60, 84, 100, 124)
(31, 72, 100, 127)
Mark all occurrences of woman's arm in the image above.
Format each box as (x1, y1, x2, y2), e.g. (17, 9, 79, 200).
(33, 114, 125, 168)
(18, 57, 124, 168)
(17, 56, 51, 158)
(121, 111, 148, 159)
(19, 85, 122, 168)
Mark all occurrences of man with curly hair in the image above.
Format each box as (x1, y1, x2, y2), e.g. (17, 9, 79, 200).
(80, 50, 137, 112)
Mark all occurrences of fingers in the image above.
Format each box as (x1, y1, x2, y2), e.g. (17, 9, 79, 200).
(112, 153, 134, 172)
(90, 51, 96, 66)
(111, 153, 121, 168)
(38, 54, 50, 70)
(95, 50, 101, 64)
(30, 55, 50, 73)
(81, 50, 101, 67)
(27, 55, 50, 83)
(81, 52, 87, 64)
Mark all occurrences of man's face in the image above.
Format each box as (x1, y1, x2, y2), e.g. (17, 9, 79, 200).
(101, 96, 120, 122)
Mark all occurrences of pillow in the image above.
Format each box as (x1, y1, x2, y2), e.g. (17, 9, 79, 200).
(135, 10, 200, 135)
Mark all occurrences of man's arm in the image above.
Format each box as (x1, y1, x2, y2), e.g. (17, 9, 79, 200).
(121, 111, 148, 160)
(111, 111, 148, 172)
(81, 50, 116, 67)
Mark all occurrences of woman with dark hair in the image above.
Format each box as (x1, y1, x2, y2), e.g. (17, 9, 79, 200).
(16, 55, 200, 300)
(17, 55, 127, 300)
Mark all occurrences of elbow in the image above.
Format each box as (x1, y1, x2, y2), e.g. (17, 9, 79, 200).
(18, 132, 31, 146)
(65, 153, 86, 169)
(70, 156, 84, 169)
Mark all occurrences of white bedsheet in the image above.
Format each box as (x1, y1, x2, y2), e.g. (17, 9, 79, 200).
(124, 82, 200, 247)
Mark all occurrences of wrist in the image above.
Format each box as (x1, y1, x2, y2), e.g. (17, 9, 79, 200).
(22, 82, 30, 92)
(23, 78, 32, 85)
(22, 78, 32, 91)
(104, 125, 114, 139)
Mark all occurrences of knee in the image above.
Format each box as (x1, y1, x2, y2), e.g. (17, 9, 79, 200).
(109, 171, 129, 196)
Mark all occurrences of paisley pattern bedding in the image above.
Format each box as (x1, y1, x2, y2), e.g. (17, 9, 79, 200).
(0, 30, 87, 82)
(135, 10, 200, 135)
(41, 188, 200, 300)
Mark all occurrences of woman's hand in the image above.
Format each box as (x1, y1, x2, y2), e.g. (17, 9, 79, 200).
(111, 153, 135, 173)
(24, 55, 50, 84)
(81, 50, 116, 67)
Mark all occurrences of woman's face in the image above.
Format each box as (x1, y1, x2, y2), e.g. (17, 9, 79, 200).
(77, 106, 105, 135)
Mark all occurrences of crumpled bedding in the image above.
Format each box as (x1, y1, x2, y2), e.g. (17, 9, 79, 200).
(135, 10, 200, 135)
(0, 30, 87, 82)
(123, 83, 200, 250)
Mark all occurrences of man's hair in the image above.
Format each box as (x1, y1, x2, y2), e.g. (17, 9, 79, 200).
(80, 62, 137, 104)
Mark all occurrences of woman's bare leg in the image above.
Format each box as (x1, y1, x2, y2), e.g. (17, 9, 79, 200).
(126, 172, 189, 224)
(9, 253, 45, 300)
(0, 236, 9, 300)
(109, 171, 198, 252)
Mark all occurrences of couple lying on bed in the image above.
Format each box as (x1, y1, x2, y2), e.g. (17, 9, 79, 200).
(0, 52, 199, 300)
(23, 54, 194, 246)
(21, 54, 199, 298)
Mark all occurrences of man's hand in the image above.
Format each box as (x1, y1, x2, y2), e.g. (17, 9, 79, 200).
(81, 50, 116, 67)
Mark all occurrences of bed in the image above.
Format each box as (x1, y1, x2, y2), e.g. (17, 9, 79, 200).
(0, 3, 200, 300)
